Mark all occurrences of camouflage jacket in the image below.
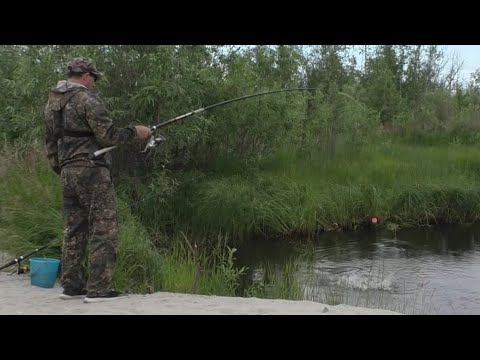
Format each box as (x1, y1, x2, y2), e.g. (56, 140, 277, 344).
(43, 81, 136, 174)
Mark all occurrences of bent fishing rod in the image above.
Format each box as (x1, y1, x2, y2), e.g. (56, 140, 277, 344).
(92, 87, 317, 158)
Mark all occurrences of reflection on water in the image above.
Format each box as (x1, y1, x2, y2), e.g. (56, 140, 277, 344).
(235, 224, 480, 315)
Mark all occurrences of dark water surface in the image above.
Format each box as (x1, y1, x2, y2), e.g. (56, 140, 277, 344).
(236, 224, 480, 314)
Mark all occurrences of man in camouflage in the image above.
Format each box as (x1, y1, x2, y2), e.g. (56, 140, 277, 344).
(44, 58, 152, 303)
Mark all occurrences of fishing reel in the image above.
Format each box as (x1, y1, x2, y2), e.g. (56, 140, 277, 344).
(141, 126, 167, 153)
(15, 264, 30, 275)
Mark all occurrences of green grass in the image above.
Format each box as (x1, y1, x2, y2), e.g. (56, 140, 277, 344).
(113, 200, 164, 293)
(0, 152, 246, 296)
(160, 233, 246, 296)
(244, 260, 305, 301)
(0, 151, 63, 257)
(3, 140, 480, 304)
(155, 141, 480, 239)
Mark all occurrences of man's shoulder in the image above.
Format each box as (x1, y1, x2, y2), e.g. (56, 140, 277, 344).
(72, 89, 104, 107)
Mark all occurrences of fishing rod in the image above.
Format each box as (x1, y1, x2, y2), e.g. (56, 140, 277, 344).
(0, 244, 49, 274)
(92, 87, 317, 159)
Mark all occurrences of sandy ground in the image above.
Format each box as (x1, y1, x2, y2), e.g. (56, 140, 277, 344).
(0, 272, 402, 315)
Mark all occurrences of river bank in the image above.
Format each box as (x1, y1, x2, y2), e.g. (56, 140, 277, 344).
(0, 272, 401, 315)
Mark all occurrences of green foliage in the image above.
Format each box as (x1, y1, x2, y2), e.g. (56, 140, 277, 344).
(4, 44, 480, 304)
(141, 141, 480, 239)
(0, 148, 247, 296)
(159, 233, 246, 296)
(2, 44, 480, 176)
(113, 198, 164, 293)
(245, 260, 305, 301)
(0, 149, 63, 257)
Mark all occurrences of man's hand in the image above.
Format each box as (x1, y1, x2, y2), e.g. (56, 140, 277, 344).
(134, 126, 153, 140)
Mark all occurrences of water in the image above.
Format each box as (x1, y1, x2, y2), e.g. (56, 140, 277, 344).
(235, 224, 480, 315)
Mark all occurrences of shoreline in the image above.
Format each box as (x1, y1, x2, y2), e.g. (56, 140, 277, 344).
(0, 272, 402, 315)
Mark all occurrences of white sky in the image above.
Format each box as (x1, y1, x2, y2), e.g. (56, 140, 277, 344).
(224, 45, 480, 84)
(349, 45, 480, 84)
(444, 45, 480, 83)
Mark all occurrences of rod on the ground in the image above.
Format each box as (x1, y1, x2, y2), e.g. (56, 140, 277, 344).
(0, 244, 49, 273)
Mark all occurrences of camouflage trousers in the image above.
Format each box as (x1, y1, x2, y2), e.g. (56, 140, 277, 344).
(60, 166, 118, 296)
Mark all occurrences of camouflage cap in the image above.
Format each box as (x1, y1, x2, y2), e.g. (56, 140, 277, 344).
(67, 57, 102, 79)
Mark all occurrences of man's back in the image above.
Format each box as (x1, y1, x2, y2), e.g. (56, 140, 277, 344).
(44, 80, 136, 171)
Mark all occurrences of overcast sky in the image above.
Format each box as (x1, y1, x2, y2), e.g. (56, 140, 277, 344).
(445, 45, 480, 82)
(351, 45, 480, 84)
